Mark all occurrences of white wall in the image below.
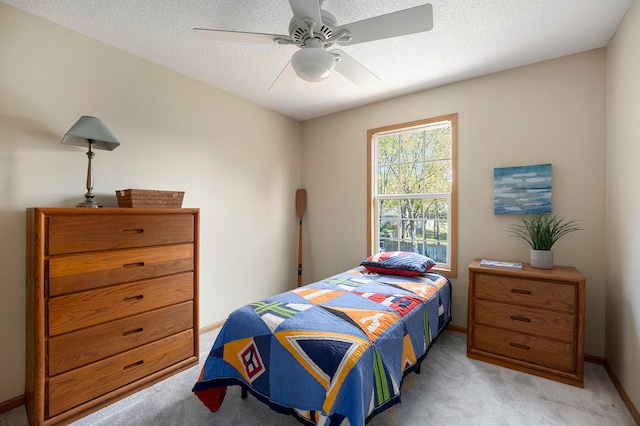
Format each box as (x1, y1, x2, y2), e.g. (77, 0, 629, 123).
(302, 50, 607, 359)
(0, 4, 302, 403)
(605, 0, 640, 414)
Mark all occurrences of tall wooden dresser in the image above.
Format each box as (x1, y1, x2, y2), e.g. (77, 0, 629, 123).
(467, 259, 585, 387)
(26, 208, 199, 425)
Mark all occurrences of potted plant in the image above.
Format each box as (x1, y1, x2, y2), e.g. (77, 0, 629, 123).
(506, 214, 583, 269)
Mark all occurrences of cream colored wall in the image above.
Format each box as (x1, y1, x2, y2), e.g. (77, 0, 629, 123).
(302, 50, 607, 357)
(0, 4, 301, 403)
(605, 0, 640, 413)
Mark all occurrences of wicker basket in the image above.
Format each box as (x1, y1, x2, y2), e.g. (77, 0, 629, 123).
(116, 189, 184, 208)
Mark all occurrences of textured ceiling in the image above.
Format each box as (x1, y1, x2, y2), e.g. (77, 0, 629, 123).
(2, 0, 634, 121)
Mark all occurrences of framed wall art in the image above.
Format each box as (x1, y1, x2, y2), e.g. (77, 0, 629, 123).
(493, 163, 552, 214)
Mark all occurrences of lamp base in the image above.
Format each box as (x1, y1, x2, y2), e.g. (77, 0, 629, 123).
(76, 198, 102, 208)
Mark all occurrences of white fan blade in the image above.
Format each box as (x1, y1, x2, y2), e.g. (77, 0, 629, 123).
(194, 28, 291, 44)
(269, 60, 297, 92)
(334, 4, 433, 46)
(289, 0, 323, 30)
(332, 50, 380, 88)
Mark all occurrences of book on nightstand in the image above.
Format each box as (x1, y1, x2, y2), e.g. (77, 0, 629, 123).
(479, 259, 523, 269)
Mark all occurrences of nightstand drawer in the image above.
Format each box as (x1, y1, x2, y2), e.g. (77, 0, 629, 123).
(49, 243, 194, 296)
(49, 272, 194, 336)
(49, 301, 194, 375)
(475, 273, 575, 313)
(48, 329, 195, 417)
(474, 324, 574, 372)
(474, 299, 575, 342)
(47, 214, 194, 255)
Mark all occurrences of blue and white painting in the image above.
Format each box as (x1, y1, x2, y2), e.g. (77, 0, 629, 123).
(494, 164, 552, 214)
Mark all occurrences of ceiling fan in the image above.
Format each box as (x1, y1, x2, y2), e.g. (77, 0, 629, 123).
(194, 0, 433, 91)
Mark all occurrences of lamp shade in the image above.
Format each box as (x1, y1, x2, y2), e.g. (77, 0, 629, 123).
(61, 116, 120, 150)
(291, 47, 336, 82)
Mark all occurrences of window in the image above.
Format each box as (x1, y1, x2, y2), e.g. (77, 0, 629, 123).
(367, 114, 457, 277)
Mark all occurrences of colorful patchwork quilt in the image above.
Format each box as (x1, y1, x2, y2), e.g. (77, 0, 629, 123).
(193, 266, 451, 425)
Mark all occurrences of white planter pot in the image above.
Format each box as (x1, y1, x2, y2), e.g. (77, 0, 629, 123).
(530, 249, 553, 269)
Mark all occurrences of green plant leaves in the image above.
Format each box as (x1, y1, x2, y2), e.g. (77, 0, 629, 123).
(506, 214, 584, 250)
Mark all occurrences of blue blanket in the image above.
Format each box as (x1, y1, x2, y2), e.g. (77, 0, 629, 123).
(193, 266, 451, 425)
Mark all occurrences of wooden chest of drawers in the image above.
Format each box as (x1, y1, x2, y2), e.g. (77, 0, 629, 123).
(26, 208, 199, 425)
(467, 259, 585, 387)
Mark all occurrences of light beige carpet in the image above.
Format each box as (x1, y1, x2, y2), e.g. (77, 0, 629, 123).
(2, 330, 636, 425)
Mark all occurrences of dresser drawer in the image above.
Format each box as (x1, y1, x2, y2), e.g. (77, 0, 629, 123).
(49, 301, 194, 376)
(47, 214, 194, 255)
(49, 272, 194, 336)
(49, 243, 193, 296)
(47, 329, 195, 417)
(474, 273, 576, 313)
(473, 324, 574, 372)
(474, 299, 575, 342)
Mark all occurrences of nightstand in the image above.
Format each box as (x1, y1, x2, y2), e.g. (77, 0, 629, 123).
(467, 259, 585, 387)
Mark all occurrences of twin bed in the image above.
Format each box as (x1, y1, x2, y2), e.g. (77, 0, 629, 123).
(193, 253, 452, 425)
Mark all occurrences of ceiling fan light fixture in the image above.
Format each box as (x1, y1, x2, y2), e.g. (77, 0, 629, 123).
(291, 47, 336, 82)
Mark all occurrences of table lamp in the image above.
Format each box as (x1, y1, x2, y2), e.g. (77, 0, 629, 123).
(61, 116, 120, 207)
